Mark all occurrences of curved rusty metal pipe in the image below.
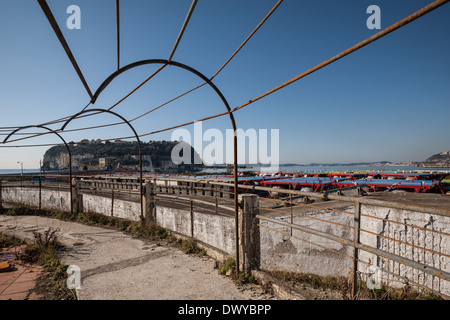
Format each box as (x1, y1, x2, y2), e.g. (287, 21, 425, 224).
(90, 59, 241, 273)
(3, 125, 74, 215)
(61, 108, 145, 223)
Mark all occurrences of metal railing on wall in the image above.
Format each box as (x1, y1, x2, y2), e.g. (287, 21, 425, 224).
(2, 175, 447, 298)
(140, 176, 450, 299)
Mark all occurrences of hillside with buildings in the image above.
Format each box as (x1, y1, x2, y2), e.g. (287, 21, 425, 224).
(418, 150, 450, 168)
(41, 139, 202, 173)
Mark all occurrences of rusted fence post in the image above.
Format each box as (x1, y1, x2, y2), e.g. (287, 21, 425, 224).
(352, 202, 362, 299)
(190, 199, 194, 237)
(0, 180, 3, 210)
(143, 181, 156, 222)
(238, 194, 260, 274)
(189, 181, 194, 237)
(290, 193, 293, 236)
(38, 177, 42, 211)
(72, 179, 83, 214)
(111, 187, 115, 217)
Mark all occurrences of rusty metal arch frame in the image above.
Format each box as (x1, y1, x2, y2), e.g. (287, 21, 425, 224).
(3, 125, 74, 215)
(89, 59, 241, 273)
(61, 108, 146, 223)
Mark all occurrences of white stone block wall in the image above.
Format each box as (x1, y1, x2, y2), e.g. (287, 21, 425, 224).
(259, 207, 355, 277)
(359, 205, 449, 296)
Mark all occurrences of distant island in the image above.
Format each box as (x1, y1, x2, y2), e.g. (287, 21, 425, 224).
(417, 151, 450, 168)
(41, 141, 450, 174)
(42, 139, 202, 173)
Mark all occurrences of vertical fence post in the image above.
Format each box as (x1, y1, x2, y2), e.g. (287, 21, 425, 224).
(143, 181, 156, 222)
(190, 199, 194, 238)
(290, 193, 293, 236)
(111, 187, 115, 217)
(0, 180, 3, 211)
(214, 184, 218, 215)
(38, 177, 42, 211)
(72, 179, 81, 214)
(238, 194, 260, 274)
(352, 201, 362, 299)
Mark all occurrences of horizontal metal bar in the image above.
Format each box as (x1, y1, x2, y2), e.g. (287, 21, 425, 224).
(360, 212, 450, 237)
(259, 206, 354, 230)
(4, 176, 450, 217)
(257, 215, 450, 281)
(357, 242, 450, 281)
(325, 185, 365, 194)
(156, 177, 450, 217)
(357, 256, 450, 299)
(257, 215, 353, 247)
(359, 227, 450, 258)
(157, 194, 234, 212)
(257, 222, 354, 260)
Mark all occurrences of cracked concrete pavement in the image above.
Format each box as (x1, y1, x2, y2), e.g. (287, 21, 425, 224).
(0, 214, 274, 300)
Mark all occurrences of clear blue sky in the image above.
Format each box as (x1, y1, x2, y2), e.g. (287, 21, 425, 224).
(0, 0, 449, 169)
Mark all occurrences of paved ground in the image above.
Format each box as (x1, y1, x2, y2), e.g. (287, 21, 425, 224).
(0, 245, 43, 300)
(0, 214, 274, 300)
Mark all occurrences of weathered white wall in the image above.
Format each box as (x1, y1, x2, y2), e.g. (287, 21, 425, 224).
(2, 186, 236, 256)
(155, 206, 236, 255)
(3, 185, 448, 296)
(193, 212, 235, 255)
(2, 186, 71, 212)
(359, 205, 449, 296)
(259, 207, 354, 277)
(155, 206, 191, 236)
(258, 202, 449, 296)
(82, 193, 141, 222)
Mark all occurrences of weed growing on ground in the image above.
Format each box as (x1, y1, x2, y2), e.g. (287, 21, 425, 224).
(219, 258, 236, 276)
(18, 229, 62, 267)
(267, 270, 443, 300)
(20, 228, 76, 299)
(6, 204, 32, 216)
(4, 205, 209, 256)
(217, 259, 255, 285)
(1, 229, 76, 300)
(0, 232, 25, 248)
(179, 238, 206, 255)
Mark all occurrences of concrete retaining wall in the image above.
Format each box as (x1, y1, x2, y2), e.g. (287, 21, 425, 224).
(2, 186, 71, 212)
(258, 207, 354, 277)
(1, 185, 236, 256)
(193, 212, 235, 255)
(82, 193, 141, 222)
(2, 185, 448, 296)
(155, 206, 236, 255)
(359, 204, 449, 295)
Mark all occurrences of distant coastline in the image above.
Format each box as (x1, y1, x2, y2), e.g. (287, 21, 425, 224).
(2, 159, 450, 176)
(0, 169, 41, 174)
(1, 163, 450, 176)
(277, 161, 395, 167)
